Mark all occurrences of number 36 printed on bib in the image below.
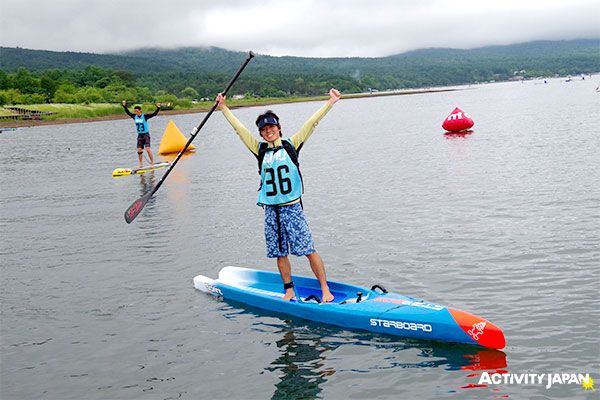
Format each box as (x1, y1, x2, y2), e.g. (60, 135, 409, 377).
(257, 141, 302, 206)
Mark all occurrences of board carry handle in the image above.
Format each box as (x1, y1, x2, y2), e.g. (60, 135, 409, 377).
(304, 294, 322, 303)
(370, 284, 388, 294)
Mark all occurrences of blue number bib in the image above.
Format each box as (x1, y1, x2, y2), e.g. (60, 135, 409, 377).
(257, 140, 303, 206)
(134, 115, 149, 134)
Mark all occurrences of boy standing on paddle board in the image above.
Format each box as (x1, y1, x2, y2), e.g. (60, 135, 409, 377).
(216, 88, 341, 302)
(122, 101, 161, 168)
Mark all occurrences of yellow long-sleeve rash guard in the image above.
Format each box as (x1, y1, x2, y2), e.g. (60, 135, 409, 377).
(221, 102, 333, 156)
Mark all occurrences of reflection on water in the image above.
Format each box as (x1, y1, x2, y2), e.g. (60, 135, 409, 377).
(443, 130, 474, 139)
(139, 171, 157, 196)
(132, 163, 191, 219)
(159, 151, 195, 163)
(137, 172, 158, 216)
(267, 328, 333, 400)
(222, 305, 509, 400)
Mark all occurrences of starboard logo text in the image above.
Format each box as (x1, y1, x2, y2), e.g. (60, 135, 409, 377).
(369, 318, 433, 332)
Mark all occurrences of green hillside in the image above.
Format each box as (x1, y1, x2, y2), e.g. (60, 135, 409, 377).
(0, 39, 598, 106)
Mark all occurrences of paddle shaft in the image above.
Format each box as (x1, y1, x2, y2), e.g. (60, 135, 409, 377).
(150, 51, 254, 197)
(124, 51, 254, 223)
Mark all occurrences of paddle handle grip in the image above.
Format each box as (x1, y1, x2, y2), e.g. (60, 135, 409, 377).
(220, 51, 255, 99)
(190, 51, 255, 137)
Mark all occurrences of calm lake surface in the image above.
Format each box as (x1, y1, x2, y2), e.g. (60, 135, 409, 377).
(1, 78, 599, 400)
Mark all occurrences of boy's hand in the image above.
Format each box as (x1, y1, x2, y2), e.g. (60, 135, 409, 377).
(328, 88, 341, 104)
(216, 93, 227, 110)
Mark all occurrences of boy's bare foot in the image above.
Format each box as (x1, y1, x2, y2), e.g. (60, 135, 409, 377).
(282, 288, 295, 301)
(322, 288, 334, 303)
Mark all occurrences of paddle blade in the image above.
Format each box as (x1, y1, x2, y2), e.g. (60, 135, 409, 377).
(124, 192, 152, 224)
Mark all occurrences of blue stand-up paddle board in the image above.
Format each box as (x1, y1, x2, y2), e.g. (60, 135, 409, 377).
(193, 266, 505, 349)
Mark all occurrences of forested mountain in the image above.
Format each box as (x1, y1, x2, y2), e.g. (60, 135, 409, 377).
(3, 39, 598, 77)
(1, 39, 598, 105)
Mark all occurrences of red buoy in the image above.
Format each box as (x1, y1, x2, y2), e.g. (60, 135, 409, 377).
(442, 107, 474, 132)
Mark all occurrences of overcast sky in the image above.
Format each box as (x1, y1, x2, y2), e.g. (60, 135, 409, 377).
(1, 0, 598, 57)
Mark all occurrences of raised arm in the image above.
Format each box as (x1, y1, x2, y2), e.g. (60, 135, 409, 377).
(290, 88, 341, 150)
(122, 100, 135, 118)
(216, 93, 260, 156)
(145, 103, 161, 120)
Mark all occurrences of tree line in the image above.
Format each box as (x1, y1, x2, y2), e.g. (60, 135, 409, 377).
(1, 39, 598, 106)
(0, 66, 367, 106)
(0, 66, 173, 106)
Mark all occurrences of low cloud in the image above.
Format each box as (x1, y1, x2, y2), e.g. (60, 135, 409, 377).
(1, 0, 598, 57)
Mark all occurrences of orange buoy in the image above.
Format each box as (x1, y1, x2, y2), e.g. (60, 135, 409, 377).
(158, 120, 197, 155)
(442, 107, 474, 132)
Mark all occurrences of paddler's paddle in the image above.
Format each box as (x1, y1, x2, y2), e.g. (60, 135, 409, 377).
(124, 51, 255, 223)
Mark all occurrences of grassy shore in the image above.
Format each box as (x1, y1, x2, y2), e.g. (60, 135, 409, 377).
(0, 107, 18, 116)
(0, 98, 317, 126)
(0, 88, 460, 128)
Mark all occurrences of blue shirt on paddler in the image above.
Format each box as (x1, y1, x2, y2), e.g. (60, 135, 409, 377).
(258, 139, 303, 206)
(122, 104, 160, 135)
(134, 115, 149, 134)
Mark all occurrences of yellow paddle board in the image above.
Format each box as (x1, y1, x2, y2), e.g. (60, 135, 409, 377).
(112, 162, 171, 177)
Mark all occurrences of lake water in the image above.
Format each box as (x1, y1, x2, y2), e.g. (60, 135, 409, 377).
(1, 77, 599, 400)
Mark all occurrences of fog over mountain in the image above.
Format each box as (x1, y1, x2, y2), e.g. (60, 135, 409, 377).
(1, 0, 599, 57)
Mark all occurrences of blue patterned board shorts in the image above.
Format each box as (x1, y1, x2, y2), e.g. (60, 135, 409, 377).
(264, 202, 316, 258)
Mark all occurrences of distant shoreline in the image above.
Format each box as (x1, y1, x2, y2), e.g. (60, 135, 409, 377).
(0, 88, 462, 128)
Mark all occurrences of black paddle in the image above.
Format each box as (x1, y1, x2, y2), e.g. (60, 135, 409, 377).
(124, 51, 255, 223)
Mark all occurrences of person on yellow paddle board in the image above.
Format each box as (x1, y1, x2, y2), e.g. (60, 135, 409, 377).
(216, 88, 341, 302)
(122, 100, 161, 168)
